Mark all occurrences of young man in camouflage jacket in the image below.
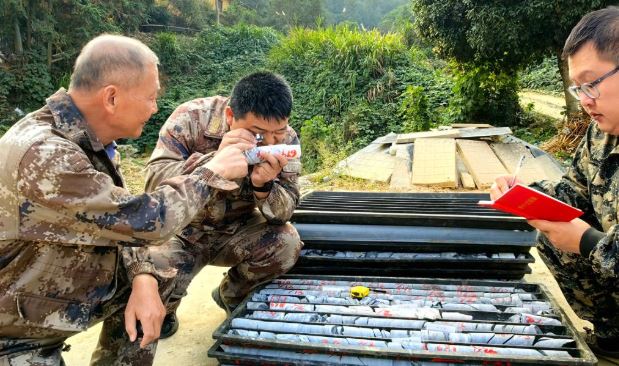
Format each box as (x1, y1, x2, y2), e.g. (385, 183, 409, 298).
(492, 7, 619, 358)
(0, 35, 250, 365)
(144, 71, 303, 337)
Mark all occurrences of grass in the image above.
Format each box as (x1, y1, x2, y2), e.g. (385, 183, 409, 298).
(120, 156, 148, 194)
(305, 173, 391, 192)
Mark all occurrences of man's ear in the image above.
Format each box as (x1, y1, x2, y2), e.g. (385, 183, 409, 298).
(102, 85, 118, 114)
(225, 106, 235, 127)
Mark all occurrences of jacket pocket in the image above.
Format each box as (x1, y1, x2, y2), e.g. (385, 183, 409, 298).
(16, 293, 91, 332)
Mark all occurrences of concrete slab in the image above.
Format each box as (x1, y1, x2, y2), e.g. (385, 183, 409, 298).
(456, 154, 475, 189)
(533, 154, 565, 182)
(459, 172, 476, 189)
(394, 143, 413, 161)
(337, 144, 396, 182)
(390, 158, 412, 189)
(411, 138, 457, 187)
(457, 139, 508, 189)
(452, 123, 494, 128)
(458, 127, 512, 139)
(491, 142, 546, 185)
(371, 132, 398, 145)
(390, 144, 413, 189)
(397, 130, 461, 143)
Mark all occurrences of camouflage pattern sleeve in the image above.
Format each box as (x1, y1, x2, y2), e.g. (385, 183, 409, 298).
(586, 227, 619, 281)
(530, 123, 618, 279)
(144, 103, 215, 193)
(19, 136, 236, 281)
(255, 130, 301, 224)
(529, 128, 596, 224)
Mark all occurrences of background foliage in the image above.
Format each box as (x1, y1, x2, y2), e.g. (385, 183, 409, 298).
(411, 0, 615, 118)
(0, 0, 607, 172)
(519, 56, 563, 95)
(135, 24, 281, 152)
(267, 25, 452, 170)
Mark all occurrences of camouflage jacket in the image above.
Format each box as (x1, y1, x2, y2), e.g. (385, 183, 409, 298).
(0, 89, 236, 338)
(531, 122, 619, 281)
(144, 96, 301, 243)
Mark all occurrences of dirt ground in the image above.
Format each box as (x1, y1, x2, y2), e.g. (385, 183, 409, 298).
(62, 248, 615, 365)
(64, 265, 226, 365)
(519, 90, 566, 120)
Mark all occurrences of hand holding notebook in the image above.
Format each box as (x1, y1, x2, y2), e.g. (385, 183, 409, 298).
(479, 184, 583, 222)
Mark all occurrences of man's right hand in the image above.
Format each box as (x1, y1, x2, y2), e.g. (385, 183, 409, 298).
(490, 174, 522, 200)
(218, 128, 256, 151)
(206, 145, 251, 180)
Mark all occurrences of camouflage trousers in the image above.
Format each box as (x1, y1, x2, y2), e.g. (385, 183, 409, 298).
(0, 266, 173, 366)
(149, 212, 303, 310)
(537, 233, 619, 338)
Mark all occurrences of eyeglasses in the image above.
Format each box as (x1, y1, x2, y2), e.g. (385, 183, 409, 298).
(568, 65, 619, 100)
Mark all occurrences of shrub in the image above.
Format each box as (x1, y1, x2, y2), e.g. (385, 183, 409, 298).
(446, 63, 521, 126)
(129, 25, 282, 152)
(520, 56, 563, 95)
(268, 24, 452, 171)
(399, 85, 430, 132)
(300, 115, 354, 175)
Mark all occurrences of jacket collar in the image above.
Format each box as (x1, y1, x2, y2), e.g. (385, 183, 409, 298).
(46, 88, 105, 154)
(202, 95, 231, 138)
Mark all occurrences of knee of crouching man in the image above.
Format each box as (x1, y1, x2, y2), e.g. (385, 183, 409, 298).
(274, 223, 303, 272)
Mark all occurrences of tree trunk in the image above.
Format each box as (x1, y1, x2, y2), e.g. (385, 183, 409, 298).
(14, 18, 23, 55)
(216, 0, 222, 25)
(46, 0, 53, 70)
(556, 49, 581, 119)
(26, 0, 34, 49)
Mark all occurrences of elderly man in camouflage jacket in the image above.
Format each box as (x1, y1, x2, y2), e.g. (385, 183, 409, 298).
(0, 35, 251, 365)
(492, 7, 619, 358)
(144, 71, 303, 337)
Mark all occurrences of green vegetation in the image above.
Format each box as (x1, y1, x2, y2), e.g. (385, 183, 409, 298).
(135, 25, 281, 152)
(0, 1, 605, 174)
(520, 56, 564, 95)
(268, 25, 451, 171)
(411, 0, 614, 118)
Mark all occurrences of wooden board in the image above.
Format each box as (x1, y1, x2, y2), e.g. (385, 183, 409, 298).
(457, 139, 508, 189)
(411, 138, 456, 187)
(397, 130, 461, 143)
(456, 154, 476, 189)
(491, 143, 546, 185)
(458, 127, 512, 139)
(452, 123, 493, 129)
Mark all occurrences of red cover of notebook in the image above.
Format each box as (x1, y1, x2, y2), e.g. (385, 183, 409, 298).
(478, 184, 583, 221)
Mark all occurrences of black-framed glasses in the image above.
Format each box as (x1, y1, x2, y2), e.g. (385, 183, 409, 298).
(568, 65, 619, 100)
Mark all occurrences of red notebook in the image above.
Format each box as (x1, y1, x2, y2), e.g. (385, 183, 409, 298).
(478, 184, 583, 222)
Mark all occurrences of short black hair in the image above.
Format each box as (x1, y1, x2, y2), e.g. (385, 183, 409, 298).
(229, 71, 293, 121)
(563, 6, 619, 63)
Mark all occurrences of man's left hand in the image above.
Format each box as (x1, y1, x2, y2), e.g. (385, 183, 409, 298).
(124, 274, 166, 349)
(250, 152, 288, 189)
(527, 218, 591, 254)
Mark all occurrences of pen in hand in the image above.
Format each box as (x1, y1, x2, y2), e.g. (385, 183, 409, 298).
(510, 154, 526, 188)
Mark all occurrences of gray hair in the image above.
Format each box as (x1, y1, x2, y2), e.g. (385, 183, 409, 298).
(69, 34, 159, 91)
(563, 6, 619, 63)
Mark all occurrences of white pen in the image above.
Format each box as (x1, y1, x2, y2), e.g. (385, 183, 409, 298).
(510, 154, 526, 187)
